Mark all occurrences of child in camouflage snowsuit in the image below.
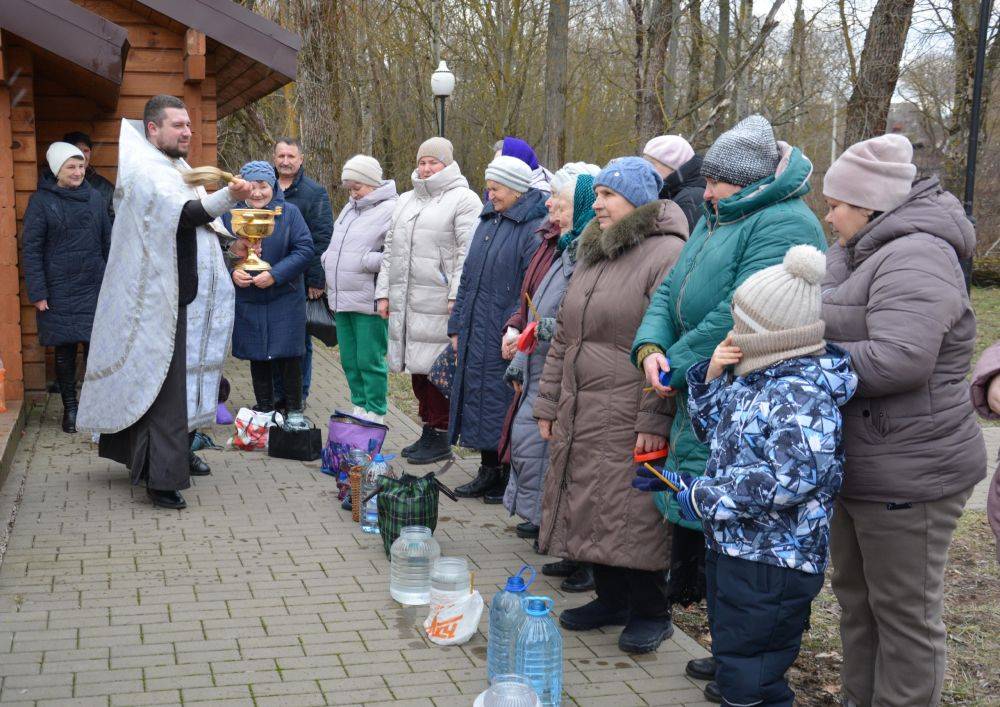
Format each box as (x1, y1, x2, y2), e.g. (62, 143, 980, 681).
(634, 245, 857, 707)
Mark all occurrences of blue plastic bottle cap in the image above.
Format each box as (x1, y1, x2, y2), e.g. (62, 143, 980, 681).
(372, 454, 384, 463)
(504, 576, 526, 592)
(524, 598, 549, 616)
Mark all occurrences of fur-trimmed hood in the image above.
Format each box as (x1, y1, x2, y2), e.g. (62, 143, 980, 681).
(578, 199, 688, 265)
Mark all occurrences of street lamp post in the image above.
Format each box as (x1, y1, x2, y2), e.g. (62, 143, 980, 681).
(431, 60, 455, 138)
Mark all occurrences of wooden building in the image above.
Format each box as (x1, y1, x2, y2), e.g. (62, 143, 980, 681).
(0, 0, 300, 401)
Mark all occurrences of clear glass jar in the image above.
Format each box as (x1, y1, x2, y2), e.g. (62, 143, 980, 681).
(429, 556, 470, 609)
(389, 526, 440, 605)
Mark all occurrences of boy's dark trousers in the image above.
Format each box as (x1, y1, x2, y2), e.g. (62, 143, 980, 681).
(705, 550, 824, 707)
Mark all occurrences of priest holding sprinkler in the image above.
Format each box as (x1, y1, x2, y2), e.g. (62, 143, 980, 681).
(77, 94, 254, 510)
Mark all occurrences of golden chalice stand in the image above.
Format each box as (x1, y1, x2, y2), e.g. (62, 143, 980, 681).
(230, 207, 282, 272)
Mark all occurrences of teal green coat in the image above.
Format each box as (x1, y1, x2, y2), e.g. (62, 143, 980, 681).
(630, 145, 827, 529)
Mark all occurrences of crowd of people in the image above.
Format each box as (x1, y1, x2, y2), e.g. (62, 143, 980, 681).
(21, 93, 1000, 707)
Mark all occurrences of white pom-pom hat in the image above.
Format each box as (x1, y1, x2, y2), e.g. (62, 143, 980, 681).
(729, 244, 828, 376)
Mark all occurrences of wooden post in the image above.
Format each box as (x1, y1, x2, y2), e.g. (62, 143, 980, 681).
(184, 29, 206, 166)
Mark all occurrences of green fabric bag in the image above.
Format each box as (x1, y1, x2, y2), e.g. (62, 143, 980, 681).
(376, 472, 439, 556)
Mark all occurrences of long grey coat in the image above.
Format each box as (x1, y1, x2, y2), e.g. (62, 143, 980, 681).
(821, 177, 986, 503)
(503, 245, 577, 525)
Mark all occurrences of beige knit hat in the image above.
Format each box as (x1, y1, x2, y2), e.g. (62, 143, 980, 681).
(823, 134, 916, 212)
(730, 244, 827, 377)
(341, 154, 382, 187)
(416, 137, 454, 166)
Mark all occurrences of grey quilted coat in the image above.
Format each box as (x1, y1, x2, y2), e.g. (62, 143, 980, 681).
(821, 177, 986, 503)
(503, 245, 577, 525)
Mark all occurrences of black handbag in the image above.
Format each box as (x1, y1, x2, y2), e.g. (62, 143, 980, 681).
(306, 296, 338, 347)
(268, 417, 323, 461)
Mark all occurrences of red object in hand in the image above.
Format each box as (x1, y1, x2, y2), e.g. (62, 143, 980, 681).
(633, 448, 668, 464)
(518, 321, 538, 353)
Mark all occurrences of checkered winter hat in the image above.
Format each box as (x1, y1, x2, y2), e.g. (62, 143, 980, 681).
(702, 115, 780, 187)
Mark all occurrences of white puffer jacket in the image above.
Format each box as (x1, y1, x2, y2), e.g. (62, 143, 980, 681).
(375, 161, 482, 373)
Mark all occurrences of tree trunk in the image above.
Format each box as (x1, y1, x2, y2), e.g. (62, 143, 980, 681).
(686, 0, 705, 134)
(843, 0, 916, 146)
(944, 0, 983, 194)
(662, 0, 684, 119)
(638, 0, 674, 141)
(731, 0, 753, 120)
(542, 0, 570, 167)
(711, 0, 731, 137)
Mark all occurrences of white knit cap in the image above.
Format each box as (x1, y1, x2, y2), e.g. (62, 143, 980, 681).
(643, 135, 695, 171)
(416, 137, 454, 166)
(730, 245, 827, 376)
(485, 155, 532, 193)
(823, 134, 916, 212)
(46, 141, 85, 177)
(341, 154, 383, 187)
(550, 162, 601, 193)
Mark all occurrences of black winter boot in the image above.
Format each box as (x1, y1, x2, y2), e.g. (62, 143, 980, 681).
(55, 345, 78, 434)
(454, 465, 501, 498)
(618, 614, 674, 654)
(483, 466, 510, 504)
(561, 563, 595, 592)
(408, 428, 452, 465)
(559, 599, 629, 631)
(402, 426, 433, 458)
(685, 656, 717, 681)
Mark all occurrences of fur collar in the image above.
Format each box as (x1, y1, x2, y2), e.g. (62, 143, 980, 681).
(577, 200, 687, 265)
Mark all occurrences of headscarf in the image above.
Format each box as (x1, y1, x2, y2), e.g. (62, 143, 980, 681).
(501, 136, 539, 170)
(558, 174, 597, 253)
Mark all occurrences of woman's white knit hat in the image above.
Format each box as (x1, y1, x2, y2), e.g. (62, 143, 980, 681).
(730, 244, 827, 376)
(341, 154, 383, 187)
(485, 155, 532, 194)
(46, 142, 85, 177)
(823, 134, 916, 212)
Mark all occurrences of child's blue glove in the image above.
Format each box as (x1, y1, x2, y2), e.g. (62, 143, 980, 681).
(632, 466, 688, 494)
(676, 486, 700, 522)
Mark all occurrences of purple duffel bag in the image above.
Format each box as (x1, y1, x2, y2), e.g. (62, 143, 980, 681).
(320, 411, 389, 499)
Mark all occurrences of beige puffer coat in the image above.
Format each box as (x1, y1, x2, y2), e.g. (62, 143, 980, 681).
(535, 200, 688, 571)
(375, 162, 482, 374)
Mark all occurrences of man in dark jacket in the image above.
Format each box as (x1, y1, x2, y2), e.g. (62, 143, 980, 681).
(274, 137, 334, 406)
(642, 135, 706, 232)
(63, 131, 115, 220)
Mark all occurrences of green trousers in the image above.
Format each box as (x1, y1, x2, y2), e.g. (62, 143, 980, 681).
(335, 311, 389, 415)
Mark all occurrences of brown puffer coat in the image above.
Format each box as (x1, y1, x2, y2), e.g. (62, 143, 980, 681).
(971, 341, 1000, 562)
(821, 177, 986, 503)
(534, 200, 687, 571)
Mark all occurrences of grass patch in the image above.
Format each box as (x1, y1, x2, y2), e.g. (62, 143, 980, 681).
(972, 287, 1000, 367)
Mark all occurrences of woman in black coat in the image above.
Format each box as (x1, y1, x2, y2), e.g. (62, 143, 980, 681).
(23, 142, 112, 433)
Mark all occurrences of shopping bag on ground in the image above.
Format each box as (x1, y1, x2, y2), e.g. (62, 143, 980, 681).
(376, 472, 440, 556)
(321, 410, 388, 499)
(231, 408, 281, 451)
(424, 590, 484, 646)
(268, 417, 323, 461)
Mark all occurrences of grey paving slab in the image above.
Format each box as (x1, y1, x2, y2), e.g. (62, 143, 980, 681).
(0, 344, 709, 705)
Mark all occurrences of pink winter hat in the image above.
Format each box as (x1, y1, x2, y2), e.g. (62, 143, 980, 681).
(642, 135, 695, 171)
(824, 134, 917, 212)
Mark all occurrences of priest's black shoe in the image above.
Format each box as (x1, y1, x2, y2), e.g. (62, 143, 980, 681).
(454, 465, 500, 498)
(559, 599, 629, 631)
(147, 489, 186, 509)
(561, 563, 595, 592)
(703, 681, 722, 704)
(61, 405, 78, 434)
(686, 656, 717, 681)
(408, 428, 452, 465)
(402, 425, 433, 458)
(189, 452, 211, 476)
(618, 615, 674, 654)
(483, 467, 509, 504)
(542, 559, 578, 577)
(516, 522, 539, 539)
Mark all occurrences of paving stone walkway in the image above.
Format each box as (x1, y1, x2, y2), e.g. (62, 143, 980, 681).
(0, 344, 712, 706)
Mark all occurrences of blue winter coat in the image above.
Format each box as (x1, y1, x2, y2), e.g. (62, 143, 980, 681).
(447, 189, 546, 449)
(685, 347, 858, 574)
(22, 174, 111, 346)
(281, 168, 334, 290)
(224, 194, 314, 361)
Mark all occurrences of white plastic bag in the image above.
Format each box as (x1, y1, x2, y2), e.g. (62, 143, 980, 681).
(229, 408, 282, 451)
(423, 590, 484, 646)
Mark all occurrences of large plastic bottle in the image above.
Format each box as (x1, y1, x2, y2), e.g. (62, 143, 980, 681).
(514, 596, 562, 707)
(389, 526, 441, 605)
(487, 565, 535, 682)
(360, 454, 392, 534)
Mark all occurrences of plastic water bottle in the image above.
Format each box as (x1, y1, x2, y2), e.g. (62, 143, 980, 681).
(514, 596, 562, 707)
(487, 565, 535, 682)
(389, 526, 441, 604)
(360, 454, 392, 534)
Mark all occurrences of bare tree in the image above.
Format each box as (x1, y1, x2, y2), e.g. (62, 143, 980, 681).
(843, 0, 917, 145)
(542, 0, 570, 166)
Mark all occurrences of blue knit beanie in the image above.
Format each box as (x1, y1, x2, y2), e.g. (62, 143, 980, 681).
(240, 160, 277, 188)
(595, 156, 663, 207)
